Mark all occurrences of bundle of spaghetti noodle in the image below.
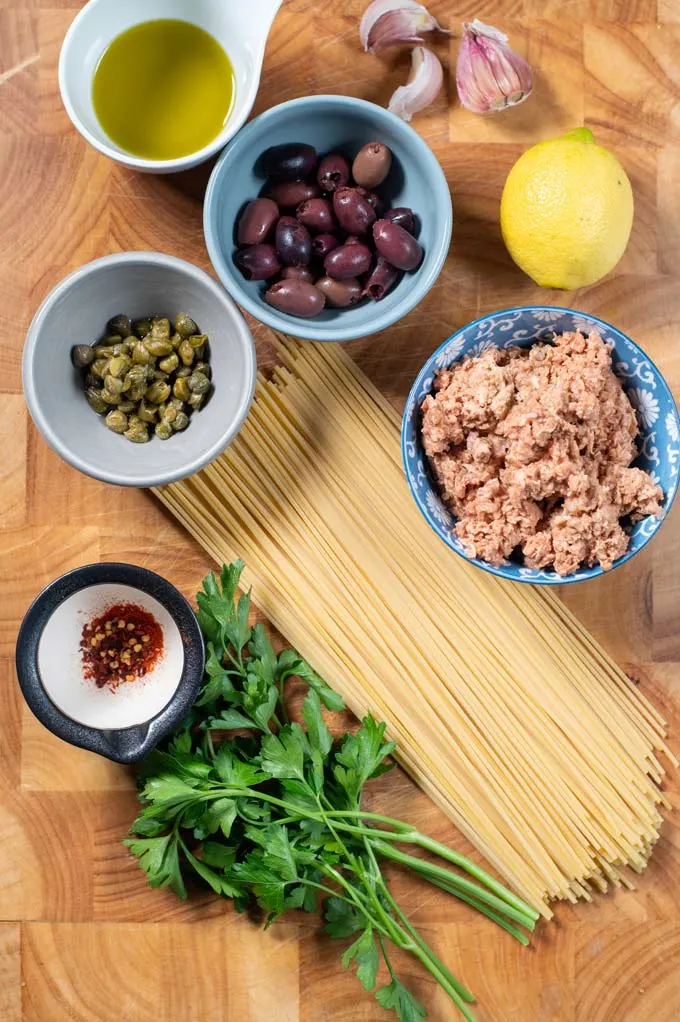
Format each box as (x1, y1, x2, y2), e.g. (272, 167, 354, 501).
(156, 337, 675, 917)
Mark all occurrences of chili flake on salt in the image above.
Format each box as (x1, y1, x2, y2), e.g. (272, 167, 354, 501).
(80, 602, 164, 690)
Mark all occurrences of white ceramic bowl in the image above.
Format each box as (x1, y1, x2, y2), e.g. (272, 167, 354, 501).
(23, 253, 256, 487)
(58, 0, 282, 173)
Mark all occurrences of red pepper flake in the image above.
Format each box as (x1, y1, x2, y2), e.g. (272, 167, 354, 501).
(80, 602, 163, 690)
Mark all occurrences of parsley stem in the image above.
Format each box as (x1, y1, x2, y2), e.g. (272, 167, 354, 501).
(423, 878, 531, 946)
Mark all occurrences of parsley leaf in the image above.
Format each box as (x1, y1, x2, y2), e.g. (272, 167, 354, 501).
(260, 723, 308, 781)
(213, 745, 267, 788)
(324, 897, 364, 938)
(276, 651, 345, 712)
(375, 979, 428, 1022)
(341, 927, 379, 992)
(124, 833, 187, 899)
(333, 716, 396, 805)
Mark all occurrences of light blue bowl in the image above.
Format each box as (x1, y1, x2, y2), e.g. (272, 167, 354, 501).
(402, 306, 680, 584)
(203, 95, 452, 342)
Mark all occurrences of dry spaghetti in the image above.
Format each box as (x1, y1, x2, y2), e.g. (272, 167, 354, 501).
(155, 337, 674, 916)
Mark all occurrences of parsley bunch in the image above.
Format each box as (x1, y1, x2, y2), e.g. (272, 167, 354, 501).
(126, 562, 538, 1021)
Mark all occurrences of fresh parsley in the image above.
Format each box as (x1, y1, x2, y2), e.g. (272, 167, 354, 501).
(126, 562, 539, 1021)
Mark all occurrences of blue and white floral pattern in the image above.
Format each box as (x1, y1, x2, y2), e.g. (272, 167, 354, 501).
(401, 306, 680, 586)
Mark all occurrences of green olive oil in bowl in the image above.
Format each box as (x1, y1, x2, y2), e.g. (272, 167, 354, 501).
(92, 20, 235, 161)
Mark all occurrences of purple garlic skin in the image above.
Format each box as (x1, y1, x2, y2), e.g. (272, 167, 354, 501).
(456, 19, 533, 114)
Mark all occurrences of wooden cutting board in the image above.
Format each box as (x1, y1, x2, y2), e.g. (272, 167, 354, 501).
(1, 1, 679, 1019)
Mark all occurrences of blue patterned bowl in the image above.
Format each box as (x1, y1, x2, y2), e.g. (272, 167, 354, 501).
(401, 306, 680, 584)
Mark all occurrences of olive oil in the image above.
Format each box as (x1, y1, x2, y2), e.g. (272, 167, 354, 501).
(92, 20, 235, 161)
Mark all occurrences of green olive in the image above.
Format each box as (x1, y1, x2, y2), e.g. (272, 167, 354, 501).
(174, 312, 198, 338)
(159, 353, 179, 373)
(71, 344, 94, 368)
(107, 314, 133, 338)
(133, 319, 152, 339)
(86, 387, 107, 414)
(178, 339, 195, 366)
(105, 409, 128, 434)
(145, 380, 171, 405)
(188, 372, 210, 395)
(155, 421, 173, 440)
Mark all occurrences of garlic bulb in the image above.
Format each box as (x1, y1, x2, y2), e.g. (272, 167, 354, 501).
(455, 19, 533, 114)
(388, 46, 443, 122)
(360, 0, 447, 54)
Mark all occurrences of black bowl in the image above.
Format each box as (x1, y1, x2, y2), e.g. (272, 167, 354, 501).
(16, 563, 205, 764)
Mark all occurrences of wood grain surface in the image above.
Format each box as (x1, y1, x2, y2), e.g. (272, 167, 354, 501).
(1, 1, 680, 1020)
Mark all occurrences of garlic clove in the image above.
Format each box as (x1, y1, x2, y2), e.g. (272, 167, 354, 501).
(360, 0, 447, 54)
(455, 18, 533, 115)
(388, 46, 443, 122)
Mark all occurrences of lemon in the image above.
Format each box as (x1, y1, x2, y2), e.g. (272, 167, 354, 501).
(500, 127, 634, 290)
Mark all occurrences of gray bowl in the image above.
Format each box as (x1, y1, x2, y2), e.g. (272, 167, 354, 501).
(23, 252, 256, 487)
(204, 95, 453, 342)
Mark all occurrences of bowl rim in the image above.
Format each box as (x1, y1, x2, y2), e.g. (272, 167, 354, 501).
(22, 251, 257, 487)
(57, 0, 268, 173)
(401, 304, 680, 585)
(203, 94, 453, 342)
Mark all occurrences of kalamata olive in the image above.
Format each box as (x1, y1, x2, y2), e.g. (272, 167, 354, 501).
(385, 207, 417, 235)
(282, 265, 315, 282)
(364, 257, 400, 301)
(373, 219, 423, 271)
(235, 244, 281, 281)
(263, 143, 317, 182)
(312, 233, 340, 258)
(315, 276, 364, 308)
(237, 197, 279, 246)
(356, 187, 384, 217)
(265, 180, 321, 209)
(333, 187, 376, 235)
(317, 153, 351, 193)
(344, 235, 361, 246)
(352, 142, 393, 189)
(324, 242, 373, 280)
(265, 279, 326, 318)
(276, 216, 312, 266)
(296, 197, 336, 233)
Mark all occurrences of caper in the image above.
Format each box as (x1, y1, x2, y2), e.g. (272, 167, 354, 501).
(123, 365, 149, 400)
(86, 387, 107, 414)
(194, 362, 212, 380)
(105, 409, 128, 434)
(133, 318, 152, 339)
(155, 421, 173, 440)
(107, 355, 130, 378)
(161, 406, 178, 425)
(131, 341, 151, 365)
(153, 369, 169, 381)
(101, 390, 122, 406)
(71, 344, 94, 368)
(111, 342, 131, 357)
(176, 366, 192, 378)
(84, 371, 99, 389)
(145, 380, 171, 405)
(137, 399, 158, 423)
(158, 353, 179, 374)
(104, 375, 124, 397)
(169, 396, 185, 410)
(94, 345, 117, 358)
(173, 377, 191, 402)
(173, 411, 190, 431)
(146, 337, 173, 357)
(170, 333, 182, 351)
(124, 422, 150, 444)
(150, 317, 171, 340)
(188, 371, 210, 395)
(178, 340, 195, 366)
(188, 333, 208, 350)
(188, 392, 204, 410)
(118, 400, 136, 413)
(174, 312, 198, 338)
(107, 314, 133, 338)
